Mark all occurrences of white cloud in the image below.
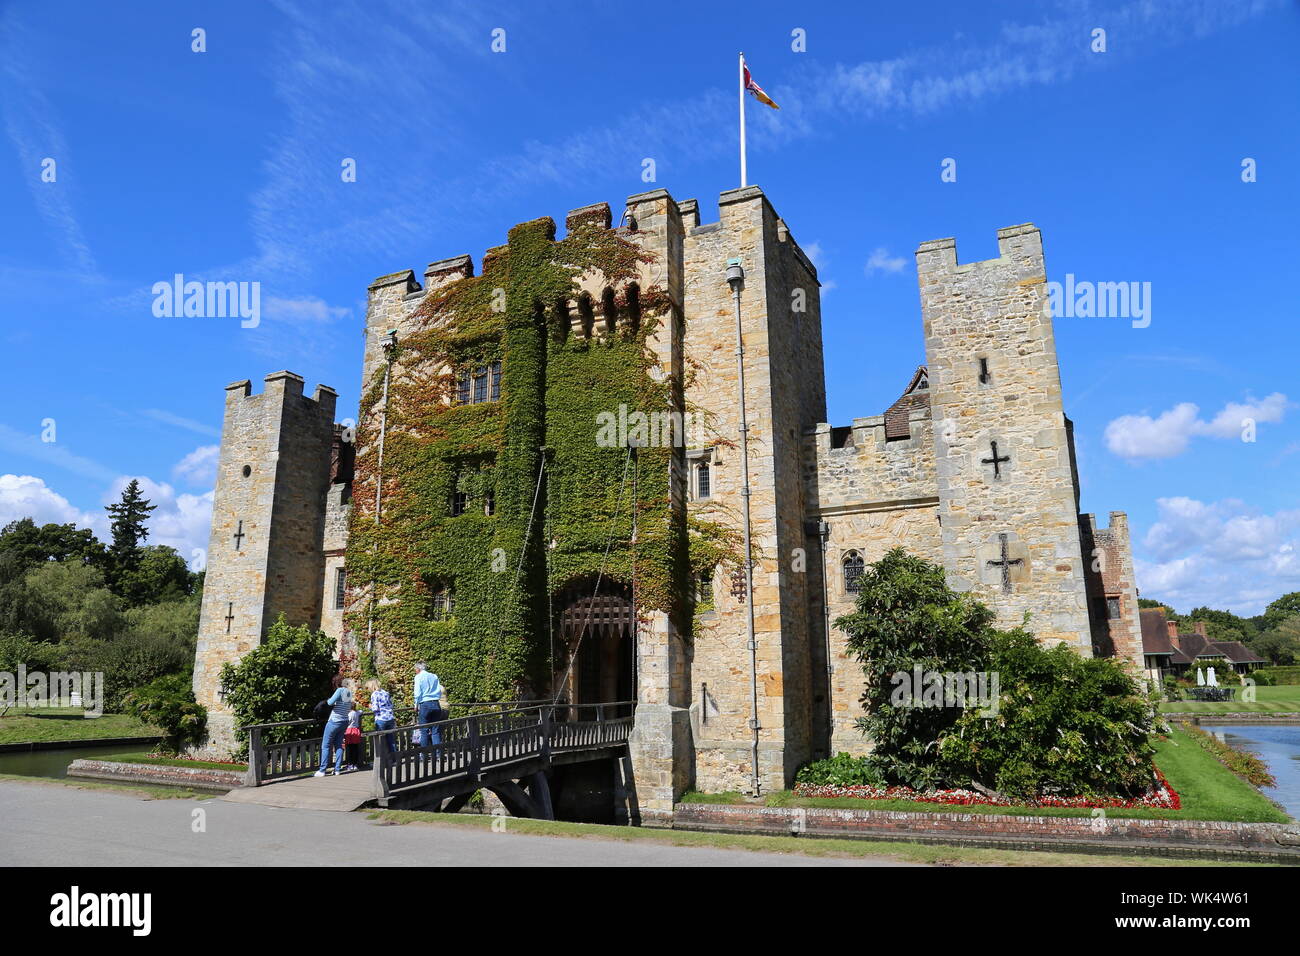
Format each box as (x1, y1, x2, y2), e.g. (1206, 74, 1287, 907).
(262, 296, 350, 325)
(173, 445, 220, 486)
(0, 423, 117, 483)
(1105, 393, 1290, 460)
(864, 247, 906, 276)
(1136, 497, 1300, 615)
(0, 474, 97, 528)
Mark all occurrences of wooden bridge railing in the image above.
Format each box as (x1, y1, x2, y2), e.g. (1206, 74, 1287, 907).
(242, 701, 635, 791)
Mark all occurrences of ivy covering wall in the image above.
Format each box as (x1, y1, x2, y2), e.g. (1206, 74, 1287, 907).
(343, 215, 730, 707)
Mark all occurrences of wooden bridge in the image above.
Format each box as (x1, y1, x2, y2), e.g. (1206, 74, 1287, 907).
(220, 702, 635, 815)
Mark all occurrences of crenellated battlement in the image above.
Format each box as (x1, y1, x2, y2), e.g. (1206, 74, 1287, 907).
(224, 370, 337, 414)
(916, 223, 1044, 277)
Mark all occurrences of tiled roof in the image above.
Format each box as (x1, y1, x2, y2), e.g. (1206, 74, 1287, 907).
(1140, 609, 1176, 655)
(884, 366, 930, 440)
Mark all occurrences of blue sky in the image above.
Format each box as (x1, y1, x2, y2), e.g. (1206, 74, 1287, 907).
(0, 0, 1296, 614)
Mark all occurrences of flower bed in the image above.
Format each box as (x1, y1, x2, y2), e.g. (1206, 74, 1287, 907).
(793, 771, 1180, 811)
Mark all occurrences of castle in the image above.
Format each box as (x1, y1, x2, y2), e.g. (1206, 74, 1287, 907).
(192, 186, 1144, 821)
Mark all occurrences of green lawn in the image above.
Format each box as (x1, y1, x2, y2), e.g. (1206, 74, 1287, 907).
(683, 725, 1290, 823)
(1160, 684, 1300, 713)
(93, 752, 247, 772)
(0, 707, 162, 745)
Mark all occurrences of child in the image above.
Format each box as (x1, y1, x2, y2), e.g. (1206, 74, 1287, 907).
(343, 703, 363, 771)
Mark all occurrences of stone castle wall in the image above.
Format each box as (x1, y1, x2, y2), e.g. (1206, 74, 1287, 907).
(917, 224, 1092, 650)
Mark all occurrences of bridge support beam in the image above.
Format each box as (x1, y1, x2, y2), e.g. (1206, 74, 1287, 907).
(526, 771, 554, 821)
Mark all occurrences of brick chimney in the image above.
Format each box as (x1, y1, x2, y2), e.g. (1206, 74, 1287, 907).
(1166, 619, 1179, 641)
(1193, 620, 1208, 638)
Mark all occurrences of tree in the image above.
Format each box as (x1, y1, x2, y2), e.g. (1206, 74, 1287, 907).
(218, 615, 337, 756)
(105, 480, 156, 602)
(114, 545, 194, 607)
(1138, 597, 1174, 613)
(1253, 616, 1300, 666)
(1262, 593, 1300, 632)
(0, 518, 106, 575)
(1185, 606, 1254, 644)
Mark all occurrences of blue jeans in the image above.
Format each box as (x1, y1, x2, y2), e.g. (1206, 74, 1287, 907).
(318, 718, 346, 773)
(375, 717, 397, 754)
(417, 700, 444, 747)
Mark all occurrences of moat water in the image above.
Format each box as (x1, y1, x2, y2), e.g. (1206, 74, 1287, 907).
(0, 743, 149, 779)
(1207, 724, 1300, 820)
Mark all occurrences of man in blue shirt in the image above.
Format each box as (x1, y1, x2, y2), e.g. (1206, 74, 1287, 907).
(413, 662, 446, 747)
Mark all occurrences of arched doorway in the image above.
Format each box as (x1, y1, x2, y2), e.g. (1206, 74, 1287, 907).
(554, 580, 635, 717)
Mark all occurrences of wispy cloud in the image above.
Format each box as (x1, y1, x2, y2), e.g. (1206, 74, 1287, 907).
(142, 409, 220, 438)
(0, 423, 117, 483)
(0, 7, 99, 278)
(864, 247, 907, 275)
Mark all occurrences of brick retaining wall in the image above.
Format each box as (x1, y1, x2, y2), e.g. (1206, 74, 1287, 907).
(67, 759, 244, 791)
(674, 802, 1300, 863)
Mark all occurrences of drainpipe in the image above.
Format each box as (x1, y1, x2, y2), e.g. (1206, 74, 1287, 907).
(369, 330, 398, 655)
(726, 258, 761, 797)
(374, 329, 398, 526)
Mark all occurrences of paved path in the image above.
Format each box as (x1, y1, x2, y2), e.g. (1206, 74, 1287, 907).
(221, 769, 375, 811)
(0, 779, 916, 867)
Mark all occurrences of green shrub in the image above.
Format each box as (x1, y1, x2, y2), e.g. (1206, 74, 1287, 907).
(65, 630, 190, 712)
(218, 615, 336, 758)
(1250, 665, 1300, 685)
(121, 673, 206, 752)
(938, 630, 1161, 799)
(836, 548, 1161, 800)
(795, 752, 885, 788)
(1247, 669, 1274, 686)
(1162, 674, 1182, 701)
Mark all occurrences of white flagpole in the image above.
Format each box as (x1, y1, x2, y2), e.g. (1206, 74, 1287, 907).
(739, 51, 747, 187)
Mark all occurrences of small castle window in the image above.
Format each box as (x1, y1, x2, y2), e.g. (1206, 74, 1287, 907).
(334, 568, 347, 610)
(451, 491, 468, 516)
(1106, 596, 1121, 620)
(455, 361, 502, 406)
(978, 358, 991, 385)
(843, 550, 865, 593)
(695, 569, 715, 609)
(483, 489, 495, 516)
(695, 461, 711, 500)
(430, 586, 455, 620)
(242, 465, 252, 477)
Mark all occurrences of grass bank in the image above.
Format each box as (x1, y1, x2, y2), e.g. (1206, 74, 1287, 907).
(365, 809, 1271, 867)
(684, 726, 1290, 823)
(92, 752, 248, 772)
(0, 707, 162, 745)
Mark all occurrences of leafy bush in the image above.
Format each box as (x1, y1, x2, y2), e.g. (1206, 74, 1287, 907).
(0, 632, 65, 674)
(834, 549, 994, 792)
(938, 630, 1161, 799)
(1247, 669, 1274, 686)
(1162, 674, 1182, 701)
(836, 548, 1162, 800)
(122, 673, 206, 752)
(795, 752, 885, 788)
(218, 615, 337, 757)
(65, 630, 190, 712)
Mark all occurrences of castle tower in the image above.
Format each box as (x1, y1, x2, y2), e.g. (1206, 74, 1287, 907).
(680, 186, 827, 793)
(917, 225, 1092, 650)
(191, 371, 338, 755)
